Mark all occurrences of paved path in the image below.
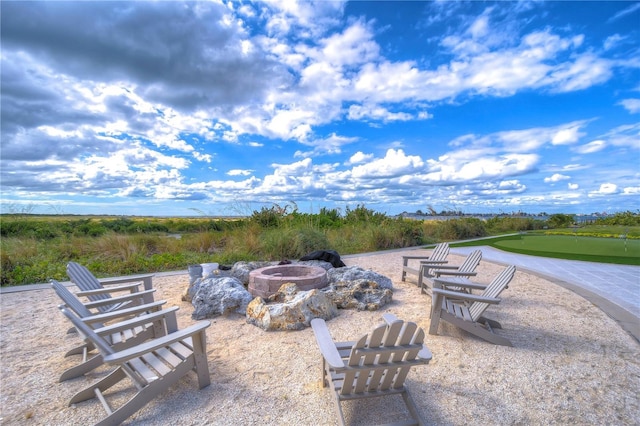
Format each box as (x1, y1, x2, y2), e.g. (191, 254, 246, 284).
(450, 246, 640, 342)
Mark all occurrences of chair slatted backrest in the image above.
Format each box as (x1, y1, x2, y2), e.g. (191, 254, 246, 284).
(342, 319, 425, 395)
(67, 262, 110, 302)
(51, 279, 94, 319)
(431, 243, 450, 262)
(468, 265, 516, 321)
(459, 250, 482, 273)
(59, 306, 115, 356)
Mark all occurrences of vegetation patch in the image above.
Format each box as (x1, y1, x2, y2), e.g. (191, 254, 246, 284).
(1, 209, 638, 285)
(452, 234, 640, 265)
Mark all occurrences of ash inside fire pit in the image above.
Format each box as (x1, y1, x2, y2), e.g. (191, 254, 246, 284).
(248, 264, 328, 299)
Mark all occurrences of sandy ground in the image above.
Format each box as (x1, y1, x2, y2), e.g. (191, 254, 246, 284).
(1, 249, 639, 425)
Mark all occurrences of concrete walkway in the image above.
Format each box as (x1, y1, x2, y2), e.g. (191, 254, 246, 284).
(450, 246, 640, 342)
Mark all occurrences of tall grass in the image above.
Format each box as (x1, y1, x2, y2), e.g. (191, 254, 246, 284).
(2, 210, 638, 285)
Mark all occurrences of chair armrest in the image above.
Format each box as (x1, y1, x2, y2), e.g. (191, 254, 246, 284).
(381, 313, 399, 325)
(83, 289, 156, 309)
(93, 306, 180, 336)
(99, 274, 154, 291)
(433, 270, 478, 277)
(81, 300, 167, 325)
(310, 318, 345, 369)
(402, 255, 434, 260)
(417, 345, 433, 362)
(76, 282, 142, 296)
(425, 264, 460, 270)
(419, 259, 448, 265)
(432, 288, 501, 304)
(433, 278, 487, 290)
(102, 321, 210, 365)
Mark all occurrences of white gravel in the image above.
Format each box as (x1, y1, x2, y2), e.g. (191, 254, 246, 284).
(1, 250, 638, 425)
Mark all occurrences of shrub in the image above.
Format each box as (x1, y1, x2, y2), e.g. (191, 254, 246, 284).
(259, 227, 330, 260)
(344, 204, 387, 224)
(547, 214, 575, 228)
(437, 218, 487, 241)
(486, 216, 545, 233)
(595, 211, 640, 226)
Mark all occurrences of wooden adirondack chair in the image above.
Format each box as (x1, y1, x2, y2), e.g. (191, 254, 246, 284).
(311, 314, 432, 426)
(67, 262, 155, 313)
(401, 243, 450, 288)
(51, 280, 173, 381)
(59, 306, 211, 426)
(420, 249, 482, 295)
(429, 265, 516, 346)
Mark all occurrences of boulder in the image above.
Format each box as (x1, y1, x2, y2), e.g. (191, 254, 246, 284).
(296, 259, 335, 271)
(191, 277, 254, 319)
(230, 261, 276, 285)
(246, 283, 338, 331)
(323, 279, 393, 311)
(327, 266, 393, 289)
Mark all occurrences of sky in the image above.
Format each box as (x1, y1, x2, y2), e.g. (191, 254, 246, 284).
(1, 1, 639, 217)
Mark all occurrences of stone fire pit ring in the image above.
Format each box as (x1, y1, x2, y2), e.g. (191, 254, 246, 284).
(248, 264, 328, 299)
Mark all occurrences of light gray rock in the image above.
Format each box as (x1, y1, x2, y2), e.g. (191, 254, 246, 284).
(323, 279, 393, 311)
(246, 283, 338, 331)
(327, 265, 393, 289)
(230, 261, 276, 285)
(296, 259, 334, 270)
(191, 277, 254, 319)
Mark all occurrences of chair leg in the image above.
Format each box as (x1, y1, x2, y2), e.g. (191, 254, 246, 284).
(65, 341, 96, 357)
(95, 362, 195, 426)
(59, 354, 104, 382)
(428, 298, 443, 335)
(333, 395, 347, 426)
(69, 367, 127, 405)
(479, 316, 502, 329)
(402, 389, 425, 426)
(444, 314, 513, 346)
(191, 331, 211, 388)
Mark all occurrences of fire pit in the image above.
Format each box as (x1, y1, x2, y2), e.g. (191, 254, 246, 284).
(248, 264, 329, 299)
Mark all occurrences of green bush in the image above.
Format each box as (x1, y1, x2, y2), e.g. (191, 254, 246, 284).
(259, 227, 330, 260)
(547, 214, 575, 228)
(437, 218, 487, 241)
(3, 209, 638, 286)
(486, 216, 545, 233)
(595, 211, 640, 226)
(344, 204, 386, 224)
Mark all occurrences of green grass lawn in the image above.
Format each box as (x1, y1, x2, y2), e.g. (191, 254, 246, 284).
(451, 234, 640, 265)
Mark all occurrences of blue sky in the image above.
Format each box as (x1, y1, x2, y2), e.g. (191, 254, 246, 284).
(1, 1, 639, 217)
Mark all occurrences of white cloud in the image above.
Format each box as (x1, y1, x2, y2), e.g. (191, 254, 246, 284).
(347, 104, 416, 122)
(319, 21, 379, 67)
(346, 151, 374, 165)
(544, 53, 613, 92)
(227, 169, 253, 176)
(544, 173, 570, 183)
(618, 99, 640, 114)
(425, 153, 538, 183)
(607, 3, 640, 22)
(351, 149, 424, 179)
(601, 123, 640, 149)
(604, 34, 625, 50)
(294, 133, 358, 158)
(551, 124, 585, 145)
(589, 183, 619, 196)
(568, 183, 579, 190)
(455, 120, 588, 152)
(573, 140, 606, 154)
